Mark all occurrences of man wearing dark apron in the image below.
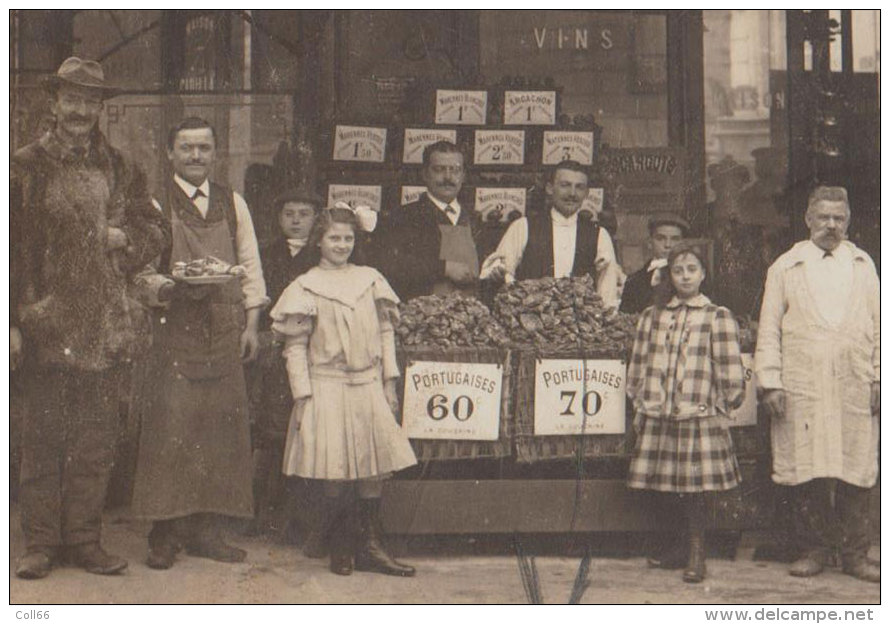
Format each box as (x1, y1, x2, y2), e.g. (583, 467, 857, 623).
(131, 117, 268, 570)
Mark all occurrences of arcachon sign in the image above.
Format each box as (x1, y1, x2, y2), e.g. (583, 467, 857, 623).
(504, 90, 557, 125)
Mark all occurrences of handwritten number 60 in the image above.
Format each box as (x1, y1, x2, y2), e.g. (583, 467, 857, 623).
(427, 394, 475, 421)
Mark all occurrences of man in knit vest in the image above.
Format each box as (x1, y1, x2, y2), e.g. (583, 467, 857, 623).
(130, 117, 268, 570)
(480, 160, 619, 309)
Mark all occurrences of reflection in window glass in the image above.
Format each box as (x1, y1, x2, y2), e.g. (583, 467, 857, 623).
(852, 10, 880, 73)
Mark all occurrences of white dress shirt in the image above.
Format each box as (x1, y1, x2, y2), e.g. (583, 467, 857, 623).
(485, 208, 619, 309)
(802, 239, 853, 327)
(150, 175, 269, 310)
(425, 192, 462, 225)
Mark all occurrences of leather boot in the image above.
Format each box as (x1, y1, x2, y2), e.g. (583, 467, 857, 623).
(186, 514, 246, 563)
(329, 505, 355, 576)
(682, 494, 707, 583)
(683, 533, 706, 583)
(355, 497, 415, 577)
(304, 495, 337, 559)
(66, 543, 128, 575)
(15, 549, 55, 580)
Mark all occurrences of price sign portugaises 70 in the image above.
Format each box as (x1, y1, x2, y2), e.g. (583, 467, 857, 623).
(534, 359, 626, 435)
(402, 361, 503, 440)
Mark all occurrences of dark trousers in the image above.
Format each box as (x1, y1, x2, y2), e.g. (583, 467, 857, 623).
(19, 367, 121, 552)
(792, 478, 871, 563)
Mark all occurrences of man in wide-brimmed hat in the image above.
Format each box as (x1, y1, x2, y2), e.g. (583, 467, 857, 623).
(10, 57, 170, 579)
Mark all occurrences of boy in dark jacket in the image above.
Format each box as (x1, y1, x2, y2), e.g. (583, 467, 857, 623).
(249, 189, 322, 535)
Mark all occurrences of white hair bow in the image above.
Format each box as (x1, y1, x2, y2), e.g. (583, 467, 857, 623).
(333, 201, 377, 233)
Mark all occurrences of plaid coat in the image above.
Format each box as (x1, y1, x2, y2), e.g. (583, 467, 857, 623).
(627, 294, 746, 420)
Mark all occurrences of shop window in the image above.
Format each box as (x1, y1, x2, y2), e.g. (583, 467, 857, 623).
(852, 10, 880, 74)
(478, 11, 668, 147)
(703, 10, 788, 201)
(72, 10, 163, 91)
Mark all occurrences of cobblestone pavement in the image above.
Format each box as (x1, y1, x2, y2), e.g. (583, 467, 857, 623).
(8, 507, 880, 605)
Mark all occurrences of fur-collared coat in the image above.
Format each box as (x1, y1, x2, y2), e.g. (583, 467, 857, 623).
(10, 129, 171, 371)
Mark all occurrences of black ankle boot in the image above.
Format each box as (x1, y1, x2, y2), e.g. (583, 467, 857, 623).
(328, 506, 355, 576)
(355, 498, 415, 577)
(683, 533, 706, 583)
(682, 495, 707, 583)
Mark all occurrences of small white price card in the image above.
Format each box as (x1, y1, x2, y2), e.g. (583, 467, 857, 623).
(730, 354, 758, 427)
(474, 187, 527, 222)
(327, 184, 382, 212)
(403, 128, 458, 164)
(534, 359, 626, 435)
(504, 90, 557, 125)
(402, 361, 503, 440)
(400, 186, 427, 205)
(542, 131, 595, 165)
(473, 130, 525, 165)
(332, 125, 387, 162)
(435, 90, 487, 125)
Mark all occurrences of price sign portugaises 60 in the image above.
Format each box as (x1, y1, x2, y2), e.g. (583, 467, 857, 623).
(402, 361, 503, 440)
(534, 359, 626, 435)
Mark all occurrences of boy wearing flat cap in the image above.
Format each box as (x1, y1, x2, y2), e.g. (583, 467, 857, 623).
(619, 212, 689, 314)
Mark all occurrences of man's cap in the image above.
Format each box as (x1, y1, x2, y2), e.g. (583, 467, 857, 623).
(648, 211, 690, 234)
(44, 57, 120, 98)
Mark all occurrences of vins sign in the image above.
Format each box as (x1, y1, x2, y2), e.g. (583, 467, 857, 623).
(402, 361, 503, 440)
(534, 359, 626, 435)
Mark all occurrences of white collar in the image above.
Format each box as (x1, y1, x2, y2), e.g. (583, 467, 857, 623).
(647, 257, 669, 272)
(802, 239, 850, 262)
(665, 293, 711, 309)
(174, 174, 210, 199)
(550, 208, 579, 226)
(426, 192, 461, 215)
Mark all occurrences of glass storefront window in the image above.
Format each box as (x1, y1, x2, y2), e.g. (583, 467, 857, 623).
(479, 11, 668, 147)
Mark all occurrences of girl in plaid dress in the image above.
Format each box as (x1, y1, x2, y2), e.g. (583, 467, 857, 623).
(627, 242, 746, 583)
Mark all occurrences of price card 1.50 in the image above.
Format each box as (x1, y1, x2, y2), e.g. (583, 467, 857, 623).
(402, 360, 503, 440)
(534, 359, 626, 435)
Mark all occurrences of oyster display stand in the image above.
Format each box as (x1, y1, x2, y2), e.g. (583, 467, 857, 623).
(382, 345, 776, 535)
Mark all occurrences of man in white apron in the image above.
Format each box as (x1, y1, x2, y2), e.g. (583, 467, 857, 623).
(755, 186, 879, 583)
(131, 117, 268, 570)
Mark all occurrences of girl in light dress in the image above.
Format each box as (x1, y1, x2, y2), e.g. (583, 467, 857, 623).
(270, 204, 417, 577)
(626, 241, 746, 583)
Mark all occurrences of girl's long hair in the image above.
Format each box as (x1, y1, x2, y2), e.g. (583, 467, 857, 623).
(653, 241, 709, 308)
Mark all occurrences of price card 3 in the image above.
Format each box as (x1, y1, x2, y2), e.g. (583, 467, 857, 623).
(542, 131, 594, 165)
(402, 360, 503, 440)
(534, 359, 626, 435)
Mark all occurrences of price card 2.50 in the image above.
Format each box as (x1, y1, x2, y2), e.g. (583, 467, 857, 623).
(534, 359, 626, 435)
(402, 361, 503, 440)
